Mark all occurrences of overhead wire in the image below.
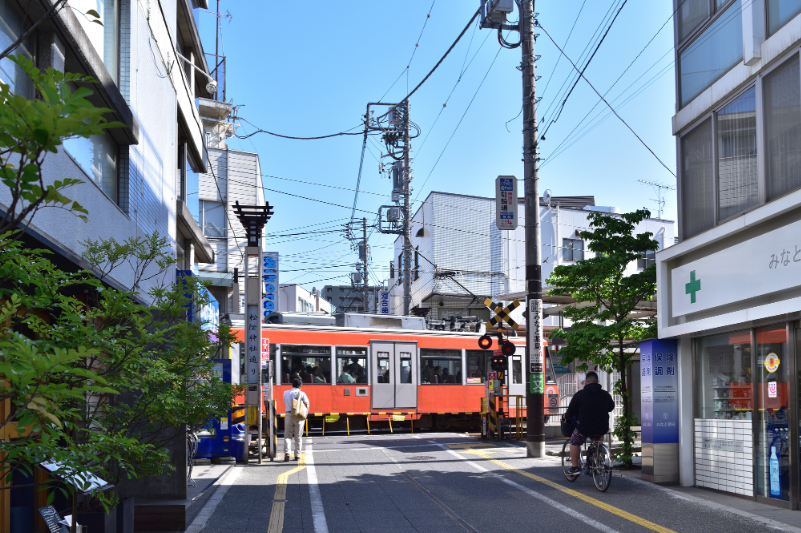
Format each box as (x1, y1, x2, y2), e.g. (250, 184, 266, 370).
(536, 20, 676, 178)
(539, 0, 628, 141)
(538, 0, 587, 101)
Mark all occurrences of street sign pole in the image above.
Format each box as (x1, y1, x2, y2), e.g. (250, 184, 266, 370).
(235, 202, 273, 465)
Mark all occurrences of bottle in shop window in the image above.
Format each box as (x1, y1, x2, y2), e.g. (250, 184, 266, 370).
(770, 446, 781, 498)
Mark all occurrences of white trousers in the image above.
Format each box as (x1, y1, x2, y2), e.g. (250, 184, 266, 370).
(284, 416, 304, 457)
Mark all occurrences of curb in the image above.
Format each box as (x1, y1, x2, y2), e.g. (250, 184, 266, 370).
(184, 464, 243, 533)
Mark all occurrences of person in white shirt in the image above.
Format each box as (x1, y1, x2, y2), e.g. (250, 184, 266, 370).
(282, 378, 309, 461)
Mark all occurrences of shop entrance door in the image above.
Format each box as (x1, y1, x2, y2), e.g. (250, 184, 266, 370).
(370, 341, 418, 410)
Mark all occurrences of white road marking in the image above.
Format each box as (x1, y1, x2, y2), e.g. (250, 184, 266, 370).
(305, 443, 329, 533)
(438, 445, 621, 533)
(185, 465, 242, 533)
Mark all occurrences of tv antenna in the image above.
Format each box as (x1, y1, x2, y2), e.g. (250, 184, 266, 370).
(638, 180, 675, 220)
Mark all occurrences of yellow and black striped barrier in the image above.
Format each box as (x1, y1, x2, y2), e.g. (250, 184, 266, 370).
(273, 411, 480, 436)
(487, 395, 499, 441)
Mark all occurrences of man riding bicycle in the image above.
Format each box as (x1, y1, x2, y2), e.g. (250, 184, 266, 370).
(564, 371, 615, 474)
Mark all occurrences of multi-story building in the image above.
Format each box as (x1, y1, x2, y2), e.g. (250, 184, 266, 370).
(278, 284, 332, 314)
(323, 284, 382, 313)
(391, 191, 673, 326)
(657, 0, 801, 503)
(196, 98, 266, 314)
(0, 0, 218, 525)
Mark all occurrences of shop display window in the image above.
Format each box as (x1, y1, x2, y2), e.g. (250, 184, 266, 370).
(694, 331, 752, 420)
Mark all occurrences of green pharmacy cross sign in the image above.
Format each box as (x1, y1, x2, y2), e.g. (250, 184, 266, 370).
(685, 270, 701, 304)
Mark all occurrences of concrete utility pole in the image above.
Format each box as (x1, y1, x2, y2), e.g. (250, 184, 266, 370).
(402, 102, 412, 316)
(362, 217, 369, 313)
(521, 0, 545, 459)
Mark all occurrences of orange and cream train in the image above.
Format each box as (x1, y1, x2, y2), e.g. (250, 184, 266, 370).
(231, 319, 559, 432)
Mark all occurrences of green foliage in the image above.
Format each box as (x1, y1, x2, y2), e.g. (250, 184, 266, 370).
(547, 209, 658, 467)
(0, 233, 240, 511)
(0, 55, 124, 236)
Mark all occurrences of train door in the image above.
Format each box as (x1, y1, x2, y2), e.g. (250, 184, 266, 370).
(370, 341, 418, 410)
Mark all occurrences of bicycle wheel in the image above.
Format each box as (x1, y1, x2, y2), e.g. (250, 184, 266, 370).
(592, 444, 613, 492)
(561, 439, 579, 482)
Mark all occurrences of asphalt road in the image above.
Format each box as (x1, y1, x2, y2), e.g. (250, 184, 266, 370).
(197, 432, 789, 533)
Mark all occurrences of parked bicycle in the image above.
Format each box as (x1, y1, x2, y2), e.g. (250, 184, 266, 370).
(187, 427, 199, 487)
(561, 436, 613, 492)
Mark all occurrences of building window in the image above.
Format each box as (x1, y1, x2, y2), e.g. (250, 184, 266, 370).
(562, 239, 584, 262)
(768, 0, 801, 36)
(337, 347, 367, 384)
(679, 0, 742, 108)
(694, 331, 752, 420)
(397, 253, 403, 283)
(0, 0, 34, 97)
(389, 261, 394, 279)
(420, 349, 461, 384)
(678, 0, 709, 42)
(199, 200, 226, 238)
(637, 249, 656, 270)
(63, 133, 119, 202)
(281, 345, 331, 384)
(764, 54, 801, 201)
(72, 0, 120, 83)
(681, 118, 714, 239)
(717, 87, 758, 220)
(413, 247, 419, 280)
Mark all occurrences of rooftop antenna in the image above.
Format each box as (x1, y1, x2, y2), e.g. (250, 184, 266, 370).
(638, 180, 675, 220)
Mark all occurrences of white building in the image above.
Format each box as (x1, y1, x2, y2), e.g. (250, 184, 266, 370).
(196, 99, 266, 314)
(657, 0, 801, 504)
(391, 191, 674, 328)
(279, 284, 332, 314)
(0, 0, 217, 515)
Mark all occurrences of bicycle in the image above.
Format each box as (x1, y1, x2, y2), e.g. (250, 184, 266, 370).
(187, 427, 199, 487)
(561, 436, 613, 492)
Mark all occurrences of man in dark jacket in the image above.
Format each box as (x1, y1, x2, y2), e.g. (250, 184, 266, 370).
(564, 371, 615, 474)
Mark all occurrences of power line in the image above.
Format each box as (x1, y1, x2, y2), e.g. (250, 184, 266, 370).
(536, 20, 676, 178)
(537, 0, 587, 100)
(539, 0, 628, 141)
(235, 118, 366, 140)
(379, 6, 482, 119)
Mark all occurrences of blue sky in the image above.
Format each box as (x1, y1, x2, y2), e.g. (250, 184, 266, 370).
(196, 0, 677, 293)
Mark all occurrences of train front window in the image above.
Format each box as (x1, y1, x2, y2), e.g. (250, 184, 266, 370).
(466, 350, 491, 384)
(281, 345, 331, 384)
(336, 347, 367, 384)
(421, 349, 461, 384)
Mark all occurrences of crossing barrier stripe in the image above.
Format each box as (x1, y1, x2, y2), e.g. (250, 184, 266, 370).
(466, 448, 676, 533)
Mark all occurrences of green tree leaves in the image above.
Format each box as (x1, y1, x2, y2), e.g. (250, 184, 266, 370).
(547, 209, 658, 467)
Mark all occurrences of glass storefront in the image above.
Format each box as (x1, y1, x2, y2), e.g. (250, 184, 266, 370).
(755, 326, 789, 500)
(693, 322, 800, 506)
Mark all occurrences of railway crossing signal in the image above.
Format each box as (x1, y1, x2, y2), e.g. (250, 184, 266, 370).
(491, 351, 508, 372)
(484, 298, 520, 331)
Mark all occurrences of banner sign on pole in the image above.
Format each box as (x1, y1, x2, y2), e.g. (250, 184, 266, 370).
(262, 252, 279, 320)
(496, 175, 518, 230)
(379, 291, 390, 314)
(528, 298, 544, 393)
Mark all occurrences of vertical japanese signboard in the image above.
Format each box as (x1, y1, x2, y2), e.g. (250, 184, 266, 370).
(379, 291, 390, 314)
(495, 175, 518, 230)
(528, 299, 543, 393)
(262, 252, 279, 320)
(246, 309, 260, 384)
(640, 339, 678, 444)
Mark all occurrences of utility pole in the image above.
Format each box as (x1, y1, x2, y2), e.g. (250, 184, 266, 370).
(402, 102, 412, 316)
(479, 0, 544, 458)
(362, 217, 369, 313)
(521, 0, 545, 459)
(521, 0, 545, 460)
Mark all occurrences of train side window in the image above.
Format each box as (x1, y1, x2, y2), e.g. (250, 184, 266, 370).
(281, 345, 331, 384)
(399, 352, 412, 384)
(420, 349, 461, 384)
(377, 352, 391, 383)
(337, 347, 367, 384)
(465, 350, 490, 384)
(512, 356, 522, 384)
